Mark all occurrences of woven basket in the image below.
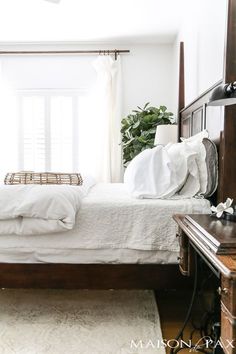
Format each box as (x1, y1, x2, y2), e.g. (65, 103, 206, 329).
(4, 172, 83, 186)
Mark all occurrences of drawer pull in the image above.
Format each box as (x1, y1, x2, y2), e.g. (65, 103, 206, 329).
(177, 256, 184, 261)
(217, 287, 228, 296)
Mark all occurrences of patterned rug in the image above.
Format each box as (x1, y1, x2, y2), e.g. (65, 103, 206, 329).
(0, 289, 165, 354)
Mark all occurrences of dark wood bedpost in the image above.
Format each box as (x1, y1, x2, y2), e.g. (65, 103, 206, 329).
(219, 0, 236, 202)
(178, 42, 185, 141)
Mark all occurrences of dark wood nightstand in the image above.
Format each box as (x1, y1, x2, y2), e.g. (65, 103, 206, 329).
(173, 214, 236, 354)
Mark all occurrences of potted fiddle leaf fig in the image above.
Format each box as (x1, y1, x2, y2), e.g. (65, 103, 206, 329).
(121, 103, 174, 166)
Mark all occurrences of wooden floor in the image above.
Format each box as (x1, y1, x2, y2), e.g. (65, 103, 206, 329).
(156, 290, 204, 354)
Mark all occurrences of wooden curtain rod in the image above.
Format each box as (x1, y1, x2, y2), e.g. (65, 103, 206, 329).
(0, 49, 130, 57)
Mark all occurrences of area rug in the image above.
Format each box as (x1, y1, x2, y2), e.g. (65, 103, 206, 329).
(0, 289, 165, 354)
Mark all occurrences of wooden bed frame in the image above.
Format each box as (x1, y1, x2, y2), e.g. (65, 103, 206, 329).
(0, 0, 236, 290)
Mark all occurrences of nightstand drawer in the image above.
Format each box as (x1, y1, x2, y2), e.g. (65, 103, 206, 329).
(221, 277, 236, 317)
(221, 302, 236, 354)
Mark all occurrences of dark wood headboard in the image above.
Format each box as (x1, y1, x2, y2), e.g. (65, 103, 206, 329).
(178, 0, 236, 203)
(179, 79, 223, 143)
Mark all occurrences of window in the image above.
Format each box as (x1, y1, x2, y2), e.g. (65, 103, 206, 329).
(17, 89, 86, 172)
(0, 54, 122, 182)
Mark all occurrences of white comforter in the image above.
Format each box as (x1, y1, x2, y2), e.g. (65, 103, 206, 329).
(0, 184, 211, 259)
(0, 177, 95, 235)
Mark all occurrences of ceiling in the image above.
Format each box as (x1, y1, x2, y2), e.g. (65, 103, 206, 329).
(0, 0, 190, 43)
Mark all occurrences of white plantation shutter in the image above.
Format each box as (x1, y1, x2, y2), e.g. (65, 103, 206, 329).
(20, 96, 46, 171)
(51, 96, 74, 172)
(18, 91, 80, 172)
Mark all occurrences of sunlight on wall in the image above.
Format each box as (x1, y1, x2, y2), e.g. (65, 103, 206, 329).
(175, 0, 227, 106)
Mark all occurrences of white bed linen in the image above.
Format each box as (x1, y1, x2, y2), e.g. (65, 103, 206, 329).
(0, 183, 211, 263)
(0, 248, 179, 264)
(124, 130, 209, 199)
(0, 176, 95, 235)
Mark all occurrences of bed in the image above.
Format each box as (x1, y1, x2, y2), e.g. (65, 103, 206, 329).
(0, 114, 222, 291)
(0, 0, 236, 290)
(0, 183, 210, 264)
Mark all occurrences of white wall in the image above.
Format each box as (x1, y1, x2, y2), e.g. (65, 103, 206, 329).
(1, 43, 175, 118)
(173, 0, 227, 109)
(121, 44, 175, 116)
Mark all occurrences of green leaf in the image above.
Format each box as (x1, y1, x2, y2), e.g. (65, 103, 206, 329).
(160, 106, 167, 111)
(133, 121, 140, 129)
(137, 136, 148, 143)
(121, 103, 173, 166)
(143, 102, 150, 110)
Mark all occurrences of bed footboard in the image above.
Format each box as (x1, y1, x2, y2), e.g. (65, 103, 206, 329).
(0, 263, 191, 290)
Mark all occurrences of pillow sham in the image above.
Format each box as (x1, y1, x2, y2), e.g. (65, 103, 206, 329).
(124, 142, 202, 199)
(124, 130, 210, 199)
(180, 132, 218, 197)
(180, 129, 209, 143)
(124, 146, 177, 199)
(202, 138, 218, 197)
(181, 137, 208, 196)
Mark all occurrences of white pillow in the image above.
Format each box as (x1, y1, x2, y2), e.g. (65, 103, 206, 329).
(166, 142, 201, 198)
(124, 130, 209, 199)
(181, 130, 209, 195)
(124, 143, 201, 199)
(180, 129, 209, 143)
(124, 146, 174, 199)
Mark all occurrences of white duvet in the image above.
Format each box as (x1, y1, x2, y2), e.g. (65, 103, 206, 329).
(0, 177, 95, 235)
(0, 184, 211, 261)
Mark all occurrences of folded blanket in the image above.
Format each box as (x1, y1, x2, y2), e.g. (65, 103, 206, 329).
(0, 176, 95, 235)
